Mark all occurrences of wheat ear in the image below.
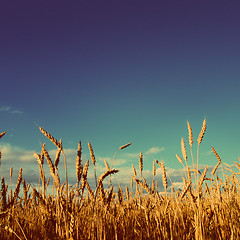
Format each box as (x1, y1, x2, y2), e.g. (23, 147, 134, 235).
(181, 137, 187, 163)
(104, 159, 110, 171)
(197, 118, 207, 145)
(197, 118, 207, 182)
(76, 141, 83, 185)
(211, 147, 221, 175)
(38, 126, 62, 148)
(42, 145, 60, 189)
(133, 177, 151, 195)
(54, 142, 62, 169)
(1, 177, 7, 211)
(99, 169, 119, 182)
(0, 131, 6, 139)
(198, 166, 208, 194)
(88, 142, 97, 188)
(12, 168, 23, 206)
(161, 160, 168, 194)
(34, 152, 46, 197)
(139, 152, 143, 178)
(106, 185, 114, 210)
(153, 161, 156, 178)
(179, 181, 191, 201)
(80, 160, 89, 194)
(132, 164, 137, 177)
(10, 168, 13, 201)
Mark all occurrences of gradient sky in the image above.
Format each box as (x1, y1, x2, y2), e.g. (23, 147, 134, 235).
(1, 1, 240, 188)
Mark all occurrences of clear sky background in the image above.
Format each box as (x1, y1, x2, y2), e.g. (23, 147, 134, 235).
(1, 0, 240, 189)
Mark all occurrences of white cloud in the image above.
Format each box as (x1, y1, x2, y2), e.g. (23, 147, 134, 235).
(145, 146, 165, 155)
(0, 106, 11, 111)
(0, 143, 34, 163)
(172, 181, 185, 190)
(11, 110, 23, 114)
(123, 152, 140, 158)
(0, 105, 23, 114)
(96, 156, 112, 162)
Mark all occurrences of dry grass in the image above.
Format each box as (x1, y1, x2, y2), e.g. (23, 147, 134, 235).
(1, 119, 240, 239)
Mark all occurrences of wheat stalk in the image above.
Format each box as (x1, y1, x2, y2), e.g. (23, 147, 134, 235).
(76, 141, 83, 185)
(129, 177, 133, 194)
(22, 179, 28, 207)
(198, 166, 208, 194)
(12, 168, 23, 206)
(179, 181, 191, 201)
(211, 147, 222, 176)
(99, 181, 107, 204)
(125, 186, 129, 201)
(187, 121, 193, 147)
(33, 188, 48, 212)
(117, 183, 124, 205)
(4, 226, 22, 240)
(152, 179, 155, 194)
(42, 145, 60, 189)
(109, 143, 131, 186)
(0, 131, 6, 140)
(187, 121, 196, 183)
(106, 185, 114, 210)
(9, 167, 13, 201)
(111, 143, 132, 169)
(133, 177, 151, 195)
(197, 118, 207, 182)
(34, 152, 46, 195)
(80, 160, 89, 194)
(40, 143, 45, 164)
(38, 126, 62, 148)
(85, 181, 94, 199)
(212, 146, 222, 163)
(186, 166, 191, 183)
(197, 118, 207, 145)
(176, 154, 183, 165)
(88, 142, 96, 166)
(120, 143, 132, 150)
(54, 143, 62, 168)
(88, 142, 97, 188)
(99, 169, 119, 182)
(181, 137, 187, 163)
(104, 159, 110, 171)
(139, 152, 143, 178)
(153, 161, 156, 178)
(94, 169, 119, 208)
(132, 164, 137, 177)
(1, 177, 7, 211)
(160, 160, 168, 195)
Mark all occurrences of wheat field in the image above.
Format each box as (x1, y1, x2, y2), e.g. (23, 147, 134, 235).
(0, 119, 240, 240)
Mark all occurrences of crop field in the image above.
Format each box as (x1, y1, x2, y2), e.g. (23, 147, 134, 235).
(0, 119, 240, 239)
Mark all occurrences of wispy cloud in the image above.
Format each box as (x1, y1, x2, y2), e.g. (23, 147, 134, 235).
(145, 146, 165, 155)
(0, 143, 34, 164)
(0, 105, 23, 114)
(123, 152, 140, 158)
(0, 106, 11, 111)
(11, 110, 23, 114)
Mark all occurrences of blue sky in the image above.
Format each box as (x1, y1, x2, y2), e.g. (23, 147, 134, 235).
(1, 0, 240, 189)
